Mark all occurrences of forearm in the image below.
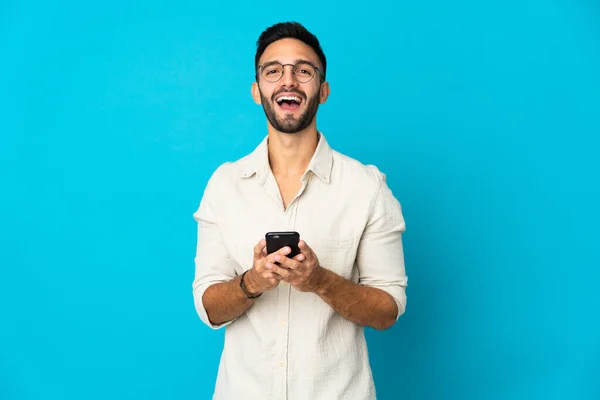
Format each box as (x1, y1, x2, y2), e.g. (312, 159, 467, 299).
(202, 271, 261, 326)
(315, 267, 398, 330)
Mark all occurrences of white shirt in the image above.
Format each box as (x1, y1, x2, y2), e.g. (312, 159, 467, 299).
(192, 132, 408, 400)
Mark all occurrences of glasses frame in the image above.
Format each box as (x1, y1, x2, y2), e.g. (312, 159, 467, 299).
(257, 60, 325, 83)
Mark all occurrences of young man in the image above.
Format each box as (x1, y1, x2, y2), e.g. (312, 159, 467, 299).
(192, 21, 408, 400)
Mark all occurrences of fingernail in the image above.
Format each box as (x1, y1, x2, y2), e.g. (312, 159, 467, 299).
(283, 247, 291, 254)
(266, 263, 272, 269)
(274, 255, 281, 262)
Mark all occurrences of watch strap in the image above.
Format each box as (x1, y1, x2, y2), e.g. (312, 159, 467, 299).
(240, 270, 262, 299)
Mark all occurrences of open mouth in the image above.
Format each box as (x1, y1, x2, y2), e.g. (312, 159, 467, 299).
(275, 94, 303, 112)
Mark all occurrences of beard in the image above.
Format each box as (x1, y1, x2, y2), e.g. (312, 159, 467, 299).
(259, 87, 320, 134)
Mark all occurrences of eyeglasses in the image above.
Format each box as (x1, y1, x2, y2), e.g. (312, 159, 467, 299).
(257, 61, 324, 83)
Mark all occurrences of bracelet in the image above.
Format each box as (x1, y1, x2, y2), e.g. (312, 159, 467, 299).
(240, 270, 262, 299)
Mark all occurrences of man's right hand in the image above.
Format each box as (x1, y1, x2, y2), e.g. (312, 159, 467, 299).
(244, 239, 297, 295)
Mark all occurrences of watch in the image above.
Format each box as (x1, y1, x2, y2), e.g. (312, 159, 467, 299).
(240, 270, 262, 299)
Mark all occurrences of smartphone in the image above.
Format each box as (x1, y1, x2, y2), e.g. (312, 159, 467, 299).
(265, 231, 301, 258)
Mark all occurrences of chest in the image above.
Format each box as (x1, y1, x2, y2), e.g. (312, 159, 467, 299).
(216, 175, 372, 280)
(274, 174, 303, 210)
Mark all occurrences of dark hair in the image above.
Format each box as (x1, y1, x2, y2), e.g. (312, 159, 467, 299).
(255, 21, 327, 81)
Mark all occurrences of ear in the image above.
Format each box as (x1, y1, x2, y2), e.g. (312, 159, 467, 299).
(319, 81, 330, 104)
(251, 81, 262, 105)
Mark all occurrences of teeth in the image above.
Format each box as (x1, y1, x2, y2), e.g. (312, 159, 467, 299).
(276, 95, 301, 104)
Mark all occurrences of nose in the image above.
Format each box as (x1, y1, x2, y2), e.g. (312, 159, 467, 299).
(280, 64, 298, 87)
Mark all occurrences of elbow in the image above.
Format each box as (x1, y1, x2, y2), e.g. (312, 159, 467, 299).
(361, 280, 407, 330)
(372, 318, 395, 331)
(380, 309, 398, 330)
(371, 314, 395, 330)
(193, 283, 227, 329)
(372, 300, 401, 331)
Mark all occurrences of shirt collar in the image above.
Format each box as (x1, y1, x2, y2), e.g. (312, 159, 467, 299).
(240, 131, 333, 184)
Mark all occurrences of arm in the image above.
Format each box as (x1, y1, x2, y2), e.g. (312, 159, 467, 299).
(347, 171, 408, 328)
(200, 273, 257, 327)
(200, 245, 292, 326)
(191, 174, 243, 329)
(192, 170, 293, 328)
(267, 172, 407, 330)
(271, 241, 401, 330)
(315, 267, 399, 330)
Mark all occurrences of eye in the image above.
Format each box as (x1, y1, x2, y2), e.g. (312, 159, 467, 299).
(294, 64, 314, 77)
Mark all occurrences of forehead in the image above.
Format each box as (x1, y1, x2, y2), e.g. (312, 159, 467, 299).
(259, 38, 321, 67)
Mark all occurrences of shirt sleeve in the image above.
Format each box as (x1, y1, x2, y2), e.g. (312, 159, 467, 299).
(356, 170, 408, 321)
(192, 166, 239, 329)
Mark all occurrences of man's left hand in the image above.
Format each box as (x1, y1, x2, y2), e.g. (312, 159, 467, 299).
(265, 240, 325, 293)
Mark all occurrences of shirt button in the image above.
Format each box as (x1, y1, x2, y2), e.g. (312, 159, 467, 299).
(282, 282, 288, 286)
(279, 361, 285, 367)
(280, 320, 285, 325)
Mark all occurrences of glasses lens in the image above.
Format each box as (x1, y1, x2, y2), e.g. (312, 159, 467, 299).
(294, 62, 315, 82)
(262, 63, 283, 82)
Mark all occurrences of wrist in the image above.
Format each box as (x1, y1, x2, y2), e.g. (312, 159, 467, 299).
(242, 269, 262, 297)
(313, 266, 331, 295)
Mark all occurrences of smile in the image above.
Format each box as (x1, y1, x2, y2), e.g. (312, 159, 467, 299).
(275, 94, 303, 112)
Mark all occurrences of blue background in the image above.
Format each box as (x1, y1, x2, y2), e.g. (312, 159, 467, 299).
(1, 1, 599, 399)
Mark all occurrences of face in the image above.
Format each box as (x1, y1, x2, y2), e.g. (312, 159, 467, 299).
(252, 38, 329, 134)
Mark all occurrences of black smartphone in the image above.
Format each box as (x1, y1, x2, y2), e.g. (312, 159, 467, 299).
(265, 231, 301, 258)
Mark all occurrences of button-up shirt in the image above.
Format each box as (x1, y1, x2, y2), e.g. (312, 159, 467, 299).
(192, 132, 408, 400)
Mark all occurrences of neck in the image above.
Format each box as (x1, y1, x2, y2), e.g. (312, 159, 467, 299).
(267, 123, 319, 177)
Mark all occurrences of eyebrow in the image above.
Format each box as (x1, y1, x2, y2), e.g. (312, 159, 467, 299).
(260, 59, 318, 68)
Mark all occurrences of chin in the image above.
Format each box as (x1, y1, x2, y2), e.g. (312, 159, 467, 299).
(277, 125, 302, 134)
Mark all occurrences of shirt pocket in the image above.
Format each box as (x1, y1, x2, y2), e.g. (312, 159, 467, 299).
(312, 236, 360, 281)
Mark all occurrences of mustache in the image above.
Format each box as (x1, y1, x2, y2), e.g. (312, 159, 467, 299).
(271, 88, 306, 102)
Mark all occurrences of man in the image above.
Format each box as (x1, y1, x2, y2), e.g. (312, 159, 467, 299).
(192, 21, 408, 400)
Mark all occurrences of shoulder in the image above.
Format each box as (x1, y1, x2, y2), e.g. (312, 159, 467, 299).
(205, 150, 254, 188)
(204, 162, 234, 191)
(193, 155, 248, 220)
(331, 149, 387, 192)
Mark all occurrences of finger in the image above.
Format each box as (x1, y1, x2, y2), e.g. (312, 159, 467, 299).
(265, 272, 281, 280)
(261, 267, 281, 281)
(277, 246, 292, 256)
(290, 263, 306, 274)
(267, 262, 292, 279)
(292, 254, 307, 273)
(254, 239, 267, 259)
(300, 250, 316, 264)
(298, 240, 312, 256)
(273, 254, 301, 270)
(266, 248, 289, 264)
